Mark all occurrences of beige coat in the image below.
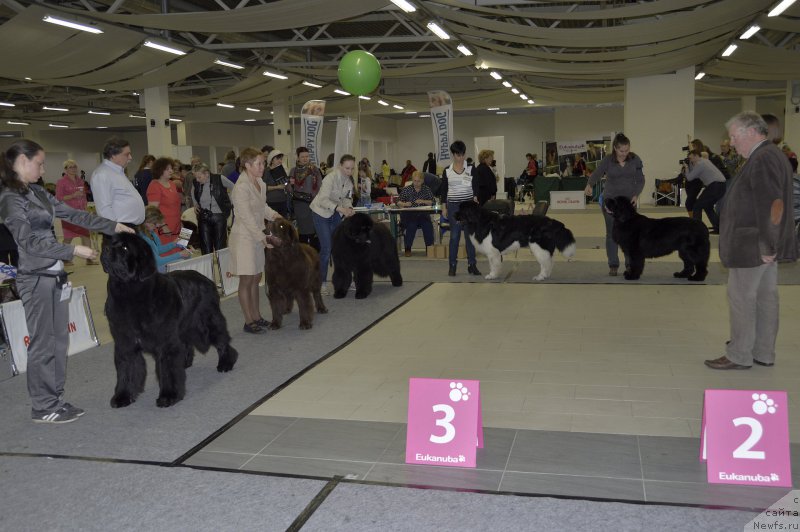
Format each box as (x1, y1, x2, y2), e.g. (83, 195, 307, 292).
(228, 172, 279, 275)
(310, 168, 353, 219)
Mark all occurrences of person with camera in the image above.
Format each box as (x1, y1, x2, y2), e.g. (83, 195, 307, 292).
(192, 163, 233, 255)
(681, 150, 726, 234)
(289, 147, 322, 250)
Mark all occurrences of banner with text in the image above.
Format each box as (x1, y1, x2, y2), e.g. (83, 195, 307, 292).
(557, 141, 588, 156)
(301, 100, 326, 166)
(428, 91, 453, 168)
(334, 117, 357, 170)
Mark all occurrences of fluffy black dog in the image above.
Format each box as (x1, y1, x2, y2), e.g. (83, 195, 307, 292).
(331, 212, 402, 299)
(455, 201, 576, 280)
(102, 233, 237, 408)
(604, 196, 709, 281)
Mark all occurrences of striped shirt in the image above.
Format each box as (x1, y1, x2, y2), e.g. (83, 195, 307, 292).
(442, 164, 476, 204)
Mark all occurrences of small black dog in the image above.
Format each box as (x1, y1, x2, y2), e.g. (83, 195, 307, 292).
(604, 196, 709, 281)
(102, 233, 238, 408)
(331, 213, 402, 299)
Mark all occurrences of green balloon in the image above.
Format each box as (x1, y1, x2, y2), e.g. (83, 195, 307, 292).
(337, 51, 381, 96)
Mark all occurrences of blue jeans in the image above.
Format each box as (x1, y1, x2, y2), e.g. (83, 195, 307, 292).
(447, 201, 476, 268)
(401, 212, 434, 251)
(312, 211, 342, 283)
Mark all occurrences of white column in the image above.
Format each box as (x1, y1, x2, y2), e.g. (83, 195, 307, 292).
(143, 85, 173, 156)
(624, 67, 694, 204)
(783, 80, 800, 149)
(176, 122, 188, 145)
(741, 95, 757, 111)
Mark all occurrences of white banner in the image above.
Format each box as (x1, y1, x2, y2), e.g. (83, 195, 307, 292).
(334, 117, 357, 168)
(1, 286, 99, 375)
(557, 141, 588, 156)
(165, 253, 215, 282)
(428, 91, 453, 168)
(215, 248, 240, 296)
(300, 100, 326, 166)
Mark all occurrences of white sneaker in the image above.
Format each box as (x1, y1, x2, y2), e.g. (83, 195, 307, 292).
(320, 283, 330, 296)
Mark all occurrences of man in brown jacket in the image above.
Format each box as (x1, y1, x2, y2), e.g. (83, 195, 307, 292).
(705, 112, 798, 370)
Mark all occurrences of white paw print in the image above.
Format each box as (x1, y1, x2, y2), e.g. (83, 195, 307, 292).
(449, 382, 470, 402)
(752, 393, 778, 415)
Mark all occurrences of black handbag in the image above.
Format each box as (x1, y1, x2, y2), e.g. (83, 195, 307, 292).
(292, 191, 313, 203)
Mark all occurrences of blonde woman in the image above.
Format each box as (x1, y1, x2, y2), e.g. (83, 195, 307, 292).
(474, 149, 497, 206)
(56, 159, 97, 265)
(228, 147, 281, 334)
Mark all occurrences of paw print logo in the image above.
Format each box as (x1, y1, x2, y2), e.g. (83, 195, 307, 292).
(458, 455, 466, 463)
(771, 473, 780, 481)
(449, 382, 470, 402)
(752, 393, 777, 415)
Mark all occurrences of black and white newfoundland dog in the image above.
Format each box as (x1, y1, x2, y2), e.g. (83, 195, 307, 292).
(603, 196, 709, 281)
(102, 233, 238, 408)
(264, 218, 327, 329)
(455, 201, 576, 281)
(331, 212, 402, 299)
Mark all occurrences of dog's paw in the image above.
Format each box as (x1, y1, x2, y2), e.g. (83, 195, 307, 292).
(533, 274, 547, 281)
(299, 321, 312, 330)
(623, 271, 640, 280)
(269, 321, 281, 330)
(673, 270, 691, 278)
(688, 274, 707, 282)
(317, 306, 328, 314)
(217, 361, 234, 372)
(156, 394, 181, 408)
(355, 291, 369, 299)
(110, 393, 134, 408)
(485, 273, 499, 280)
(333, 291, 347, 299)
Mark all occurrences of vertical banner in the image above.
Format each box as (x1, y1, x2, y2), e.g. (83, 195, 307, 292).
(300, 100, 326, 166)
(428, 91, 453, 169)
(334, 117, 357, 169)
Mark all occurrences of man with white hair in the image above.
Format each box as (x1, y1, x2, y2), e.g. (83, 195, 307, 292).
(705, 112, 798, 370)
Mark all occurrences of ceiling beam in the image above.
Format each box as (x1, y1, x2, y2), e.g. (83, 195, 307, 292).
(202, 35, 441, 50)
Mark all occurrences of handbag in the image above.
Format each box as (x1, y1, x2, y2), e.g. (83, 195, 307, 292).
(292, 190, 313, 203)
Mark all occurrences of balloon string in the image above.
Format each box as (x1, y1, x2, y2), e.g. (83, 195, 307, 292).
(357, 96, 362, 159)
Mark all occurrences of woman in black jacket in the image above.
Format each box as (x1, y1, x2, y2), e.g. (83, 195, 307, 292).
(422, 152, 436, 174)
(473, 149, 498, 206)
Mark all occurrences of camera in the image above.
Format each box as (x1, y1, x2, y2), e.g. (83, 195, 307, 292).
(678, 157, 690, 165)
(199, 208, 214, 221)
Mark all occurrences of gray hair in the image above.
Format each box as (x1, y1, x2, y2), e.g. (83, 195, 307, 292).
(725, 111, 769, 137)
(192, 163, 210, 174)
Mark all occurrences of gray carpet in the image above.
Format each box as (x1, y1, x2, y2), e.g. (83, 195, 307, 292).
(302, 482, 758, 532)
(0, 281, 428, 462)
(0, 456, 324, 532)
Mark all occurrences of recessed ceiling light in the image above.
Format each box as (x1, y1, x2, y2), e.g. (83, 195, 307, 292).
(246, 108, 260, 112)
(490, 72, 502, 80)
(49, 123, 69, 128)
(129, 114, 145, 119)
(7, 120, 29, 125)
(390, 0, 416, 13)
(334, 89, 351, 96)
(377, 100, 389, 106)
(502, 81, 512, 88)
(214, 59, 244, 69)
(216, 103, 235, 108)
(96, 126, 108, 129)
(519, 94, 527, 100)
(768, 0, 797, 17)
(722, 44, 738, 57)
(427, 22, 450, 40)
(24, 77, 32, 81)
(169, 118, 182, 122)
(457, 44, 473, 56)
(0, 102, 15, 107)
(527, 100, 534, 105)
(302, 81, 323, 88)
(740, 25, 760, 39)
(694, 72, 706, 80)
(244, 119, 256, 122)
(358, 95, 371, 101)
(419, 114, 430, 118)
(263, 70, 288, 80)
(43, 15, 103, 34)
(132, 92, 140, 96)
(43, 106, 69, 112)
(143, 40, 186, 56)
(496, 111, 508, 115)
(393, 104, 404, 110)
(404, 111, 417, 114)
(487, 107, 500, 111)
(511, 88, 519, 94)
(88, 110, 110, 115)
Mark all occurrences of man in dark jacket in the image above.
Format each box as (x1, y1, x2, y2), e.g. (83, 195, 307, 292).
(705, 112, 798, 370)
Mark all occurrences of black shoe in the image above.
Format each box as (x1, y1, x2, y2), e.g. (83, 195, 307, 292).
(468, 264, 482, 276)
(254, 318, 270, 328)
(243, 322, 266, 334)
(753, 360, 774, 367)
(448, 265, 456, 276)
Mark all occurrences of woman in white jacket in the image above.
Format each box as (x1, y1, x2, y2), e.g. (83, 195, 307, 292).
(310, 154, 355, 295)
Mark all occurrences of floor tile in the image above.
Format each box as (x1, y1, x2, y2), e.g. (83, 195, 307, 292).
(184, 450, 253, 470)
(638, 436, 708, 483)
(202, 415, 297, 454)
(644, 480, 792, 509)
(500, 471, 645, 501)
(364, 463, 504, 491)
(244, 454, 374, 479)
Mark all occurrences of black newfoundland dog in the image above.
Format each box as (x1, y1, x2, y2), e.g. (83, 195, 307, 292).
(264, 218, 328, 329)
(604, 196, 709, 281)
(331, 212, 402, 299)
(102, 233, 238, 408)
(455, 201, 576, 281)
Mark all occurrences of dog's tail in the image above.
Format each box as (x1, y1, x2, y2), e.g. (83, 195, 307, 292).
(554, 224, 577, 258)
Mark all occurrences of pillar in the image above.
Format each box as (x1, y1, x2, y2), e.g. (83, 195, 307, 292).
(783, 80, 800, 149)
(624, 66, 694, 204)
(143, 85, 173, 156)
(741, 95, 757, 112)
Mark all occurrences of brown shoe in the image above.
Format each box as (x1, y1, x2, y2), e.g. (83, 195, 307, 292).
(404, 250, 412, 257)
(609, 266, 618, 276)
(704, 356, 751, 370)
(86, 259, 99, 266)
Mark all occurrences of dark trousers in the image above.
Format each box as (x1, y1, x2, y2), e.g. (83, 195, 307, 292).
(691, 181, 726, 231)
(401, 213, 434, 251)
(198, 213, 228, 255)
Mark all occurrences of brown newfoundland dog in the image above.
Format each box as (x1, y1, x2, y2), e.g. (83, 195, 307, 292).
(264, 218, 328, 329)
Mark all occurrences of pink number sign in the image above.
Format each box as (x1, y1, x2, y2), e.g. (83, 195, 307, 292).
(701, 389, 792, 487)
(405, 378, 483, 468)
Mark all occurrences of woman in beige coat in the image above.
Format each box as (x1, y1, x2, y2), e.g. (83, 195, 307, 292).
(229, 147, 280, 334)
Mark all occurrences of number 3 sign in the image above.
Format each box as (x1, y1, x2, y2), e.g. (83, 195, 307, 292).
(701, 389, 792, 487)
(405, 378, 483, 468)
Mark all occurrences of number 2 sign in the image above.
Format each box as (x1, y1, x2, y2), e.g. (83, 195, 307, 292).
(701, 389, 792, 487)
(405, 378, 483, 468)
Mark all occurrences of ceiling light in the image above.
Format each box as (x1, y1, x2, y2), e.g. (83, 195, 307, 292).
(520, 94, 528, 100)
(334, 89, 351, 96)
(216, 103, 235, 108)
(359, 95, 371, 101)
(7, 120, 29, 125)
(97, 89, 106, 92)
(132, 92, 139, 96)
(43, 106, 69, 112)
(263, 70, 288, 80)
(302, 81, 323, 88)
(511, 88, 519, 94)
(268, 121, 274, 125)
(49, 123, 69, 128)
(427, 22, 450, 40)
(0, 101, 14, 107)
(129, 114, 145, 119)
(393, 104, 404, 110)
(390, 0, 416, 12)
(502, 81, 512, 88)
(490, 71, 502, 80)
(768, 0, 797, 17)
(496, 111, 508, 115)
(694, 72, 706, 80)
(487, 107, 500, 111)
(24, 77, 31, 81)
(214, 59, 244, 70)
(246, 108, 260, 112)
(457, 44, 473, 57)
(244, 119, 256, 122)
(88, 110, 110, 115)
(527, 100, 534, 105)
(404, 111, 417, 114)
(43, 15, 103, 34)
(740, 25, 761, 40)
(419, 114, 430, 118)
(169, 118, 182, 122)
(143, 40, 186, 56)
(722, 44, 738, 57)
(377, 100, 389, 106)
(96, 126, 107, 129)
